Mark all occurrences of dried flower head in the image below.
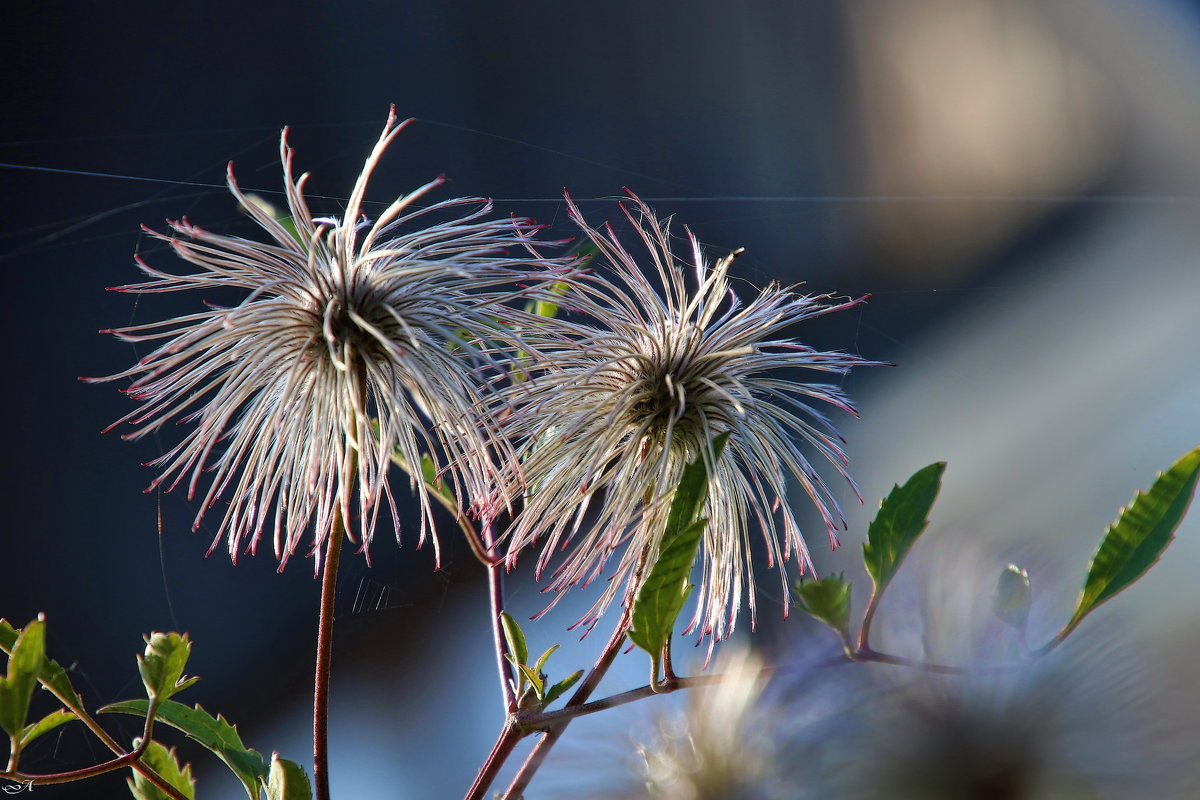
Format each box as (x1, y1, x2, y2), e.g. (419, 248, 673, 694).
(92, 109, 566, 569)
(502, 192, 875, 641)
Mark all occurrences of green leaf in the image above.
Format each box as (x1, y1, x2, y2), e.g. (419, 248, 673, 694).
(795, 573, 853, 642)
(244, 193, 302, 245)
(101, 699, 269, 799)
(993, 564, 1031, 630)
(419, 453, 456, 504)
(542, 670, 583, 707)
(0, 617, 45, 739)
(126, 739, 195, 800)
(0, 619, 83, 710)
(517, 664, 544, 697)
(524, 280, 573, 319)
(862, 462, 946, 592)
(264, 753, 313, 800)
(19, 708, 76, 748)
(533, 644, 559, 676)
(628, 433, 729, 681)
(499, 612, 528, 670)
(137, 633, 197, 703)
(1067, 447, 1200, 633)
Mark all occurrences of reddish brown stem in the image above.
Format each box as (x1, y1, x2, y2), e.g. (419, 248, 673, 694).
(313, 511, 346, 800)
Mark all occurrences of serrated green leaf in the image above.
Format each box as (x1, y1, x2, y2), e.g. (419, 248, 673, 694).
(533, 644, 559, 676)
(628, 435, 729, 679)
(795, 573, 853, 640)
(1067, 447, 1200, 633)
(0, 619, 83, 710)
(542, 670, 583, 707)
(126, 739, 195, 800)
(0, 618, 45, 739)
(137, 633, 195, 703)
(862, 462, 946, 592)
(101, 699, 268, 799)
(264, 753, 313, 800)
(19, 708, 76, 748)
(499, 612, 528, 670)
(993, 564, 1031, 630)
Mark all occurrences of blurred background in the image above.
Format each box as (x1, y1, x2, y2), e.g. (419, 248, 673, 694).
(2, 0, 1199, 797)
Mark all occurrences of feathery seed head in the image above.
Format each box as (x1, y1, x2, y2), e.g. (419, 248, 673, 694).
(92, 109, 569, 570)
(503, 191, 877, 642)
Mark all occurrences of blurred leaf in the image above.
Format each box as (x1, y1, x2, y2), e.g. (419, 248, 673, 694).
(264, 753, 312, 800)
(101, 699, 268, 799)
(1067, 446, 1200, 633)
(419, 454, 456, 504)
(542, 670, 583, 707)
(126, 739, 195, 800)
(628, 433, 729, 682)
(137, 633, 197, 703)
(993, 564, 1031, 630)
(244, 193, 301, 244)
(499, 612, 528, 673)
(862, 463, 946, 592)
(795, 573, 852, 641)
(0, 617, 45, 739)
(19, 708, 76, 748)
(524, 280, 572, 319)
(0, 618, 83, 709)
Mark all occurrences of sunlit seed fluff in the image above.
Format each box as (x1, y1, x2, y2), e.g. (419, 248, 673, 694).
(92, 109, 569, 571)
(502, 191, 876, 642)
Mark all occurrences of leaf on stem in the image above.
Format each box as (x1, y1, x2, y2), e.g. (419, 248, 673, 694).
(499, 611, 529, 674)
(126, 739, 195, 800)
(19, 708, 76, 749)
(862, 462, 946, 593)
(264, 753, 313, 800)
(795, 573, 853, 644)
(0, 618, 83, 710)
(517, 664, 544, 697)
(542, 670, 583, 707)
(137, 633, 198, 703)
(0, 617, 45, 740)
(101, 699, 269, 799)
(628, 434, 729, 685)
(1065, 446, 1200, 634)
(533, 644, 559, 676)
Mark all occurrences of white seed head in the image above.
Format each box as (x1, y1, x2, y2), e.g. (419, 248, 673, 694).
(94, 109, 569, 570)
(502, 191, 877, 642)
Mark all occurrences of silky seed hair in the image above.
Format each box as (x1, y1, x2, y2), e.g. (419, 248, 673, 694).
(92, 109, 571, 570)
(499, 191, 877, 643)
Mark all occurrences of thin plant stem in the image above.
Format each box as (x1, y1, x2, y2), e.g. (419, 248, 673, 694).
(463, 723, 523, 800)
(482, 522, 516, 713)
(501, 610, 631, 799)
(313, 506, 347, 800)
(857, 586, 881, 652)
(0, 700, 177, 793)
